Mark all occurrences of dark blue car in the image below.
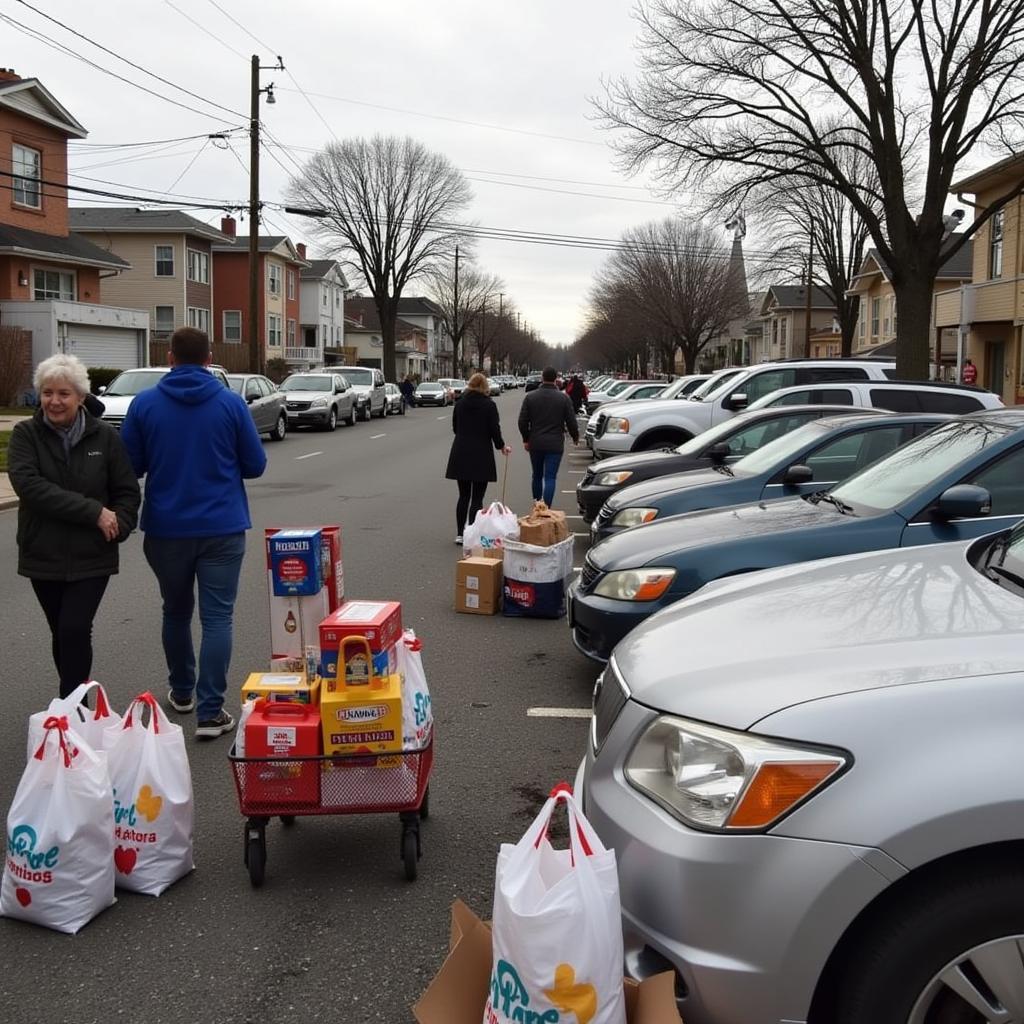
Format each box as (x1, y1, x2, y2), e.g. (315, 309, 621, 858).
(570, 409, 1024, 662)
(591, 412, 949, 542)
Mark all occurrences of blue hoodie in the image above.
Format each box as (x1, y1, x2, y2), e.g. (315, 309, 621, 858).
(121, 365, 267, 538)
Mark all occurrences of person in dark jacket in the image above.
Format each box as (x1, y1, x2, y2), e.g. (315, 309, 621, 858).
(399, 375, 416, 411)
(121, 327, 267, 739)
(8, 354, 141, 698)
(444, 372, 511, 544)
(517, 365, 579, 507)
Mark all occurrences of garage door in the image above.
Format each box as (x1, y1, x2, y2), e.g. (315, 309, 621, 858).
(64, 326, 143, 369)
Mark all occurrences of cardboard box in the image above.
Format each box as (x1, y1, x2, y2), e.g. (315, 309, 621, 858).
(318, 600, 403, 680)
(455, 557, 502, 615)
(517, 502, 569, 547)
(241, 671, 321, 705)
(269, 590, 330, 659)
(413, 901, 682, 1024)
(266, 526, 344, 611)
(267, 528, 324, 596)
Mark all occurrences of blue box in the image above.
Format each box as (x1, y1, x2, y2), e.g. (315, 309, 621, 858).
(268, 529, 323, 597)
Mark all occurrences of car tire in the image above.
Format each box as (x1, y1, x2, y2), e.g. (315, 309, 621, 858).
(634, 431, 687, 452)
(269, 413, 287, 441)
(359, 403, 370, 422)
(325, 407, 338, 432)
(825, 862, 1024, 1024)
(376, 400, 386, 419)
(347, 404, 357, 427)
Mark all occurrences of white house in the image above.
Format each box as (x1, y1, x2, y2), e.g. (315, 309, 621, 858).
(298, 249, 347, 369)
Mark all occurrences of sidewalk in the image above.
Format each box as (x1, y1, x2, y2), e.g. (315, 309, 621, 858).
(0, 414, 28, 511)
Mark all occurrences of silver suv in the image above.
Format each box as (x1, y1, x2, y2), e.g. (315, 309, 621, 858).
(579, 523, 1024, 1023)
(279, 372, 357, 431)
(331, 365, 386, 420)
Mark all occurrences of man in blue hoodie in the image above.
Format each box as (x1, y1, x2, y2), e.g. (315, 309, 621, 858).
(122, 327, 267, 738)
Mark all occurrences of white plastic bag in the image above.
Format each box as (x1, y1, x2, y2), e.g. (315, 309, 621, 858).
(2, 715, 115, 934)
(485, 784, 626, 1024)
(103, 692, 194, 896)
(464, 501, 519, 557)
(396, 628, 433, 749)
(26, 681, 121, 761)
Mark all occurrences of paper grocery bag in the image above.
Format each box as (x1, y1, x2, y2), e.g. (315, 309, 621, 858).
(517, 501, 569, 547)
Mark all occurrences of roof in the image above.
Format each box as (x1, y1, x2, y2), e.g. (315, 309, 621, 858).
(0, 222, 129, 270)
(211, 235, 309, 264)
(300, 258, 347, 284)
(764, 285, 835, 311)
(851, 242, 973, 289)
(344, 303, 422, 337)
(69, 207, 229, 243)
(396, 296, 445, 318)
(0, 77, 87, 138)
(952, 152, 1024, 194)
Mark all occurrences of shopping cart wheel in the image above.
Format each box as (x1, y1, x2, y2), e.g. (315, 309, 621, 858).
(279, 815, 296, 827)
(402, 829, 418, 881)
(246, 823, 266, 887)
(419, 785, 430, 821)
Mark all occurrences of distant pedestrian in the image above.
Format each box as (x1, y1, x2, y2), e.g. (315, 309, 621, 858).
(962, 358, 978, 385)
(518, 365, 579, 507)
(399, 375, 416, 411)
(121, 327, 267, 738)
(565, 374, 587, 415)
(8, 354, 140, 698)
(445, 372, 511, 544)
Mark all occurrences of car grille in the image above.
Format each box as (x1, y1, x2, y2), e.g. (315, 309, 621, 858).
(594, 413, 609, 438)
(287, 400, 311, 411)
(579, 554, 601, 593)
(592, 659, 629, 753)
(581, 469, 595, 486)
(102, 416, 124, 430)
(596, 504, 615, 529)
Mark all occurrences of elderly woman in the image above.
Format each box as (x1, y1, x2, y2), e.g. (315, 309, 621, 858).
(8, 354, 140, 698)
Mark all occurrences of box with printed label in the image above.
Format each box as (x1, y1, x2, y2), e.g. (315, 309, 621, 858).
(267, 528, 323, 597)
(270, 590, 329, 659)
(455, 557, 502, 616)
(243, 700, 321, 806)
(241, 672, 320, 705)
(320, 641, 397, 690)
(502, 537, 575, 619)
(318, 600, 402, 679)
(266, 526, 344, 610)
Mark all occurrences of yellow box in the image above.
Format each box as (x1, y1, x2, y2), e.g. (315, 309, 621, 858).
(320, 637, 403, 755)
(241, 671, 321, 705)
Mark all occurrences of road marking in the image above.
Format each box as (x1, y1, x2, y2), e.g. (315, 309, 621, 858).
(568, 470, 585, 475)
(564, 514, 583, 520)
(527, 707, 592, 719)
(436, 415, 446, 420)
(294, 451, 322, 461)
(562, 490, 576, 494)
(573, 532, 590, 538)
(370, 433, 386, 439)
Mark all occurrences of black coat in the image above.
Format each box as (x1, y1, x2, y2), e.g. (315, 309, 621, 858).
(444, 390, 505, 482)
(8, 408, 141, 581)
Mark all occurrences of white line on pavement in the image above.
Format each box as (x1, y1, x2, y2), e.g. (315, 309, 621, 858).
(573, 532, 590, 538)
(294, 451, 322, 461)
(562, 490, 575, 494)
(564, 514, 583, 520)
(527, 707, 592, 719)
(436, 415, 447, 420)
(370, 433, 386, 439)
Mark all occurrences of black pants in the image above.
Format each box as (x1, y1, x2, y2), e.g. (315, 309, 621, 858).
(456, 480, 488, 536)
(31, 576, 110, 698)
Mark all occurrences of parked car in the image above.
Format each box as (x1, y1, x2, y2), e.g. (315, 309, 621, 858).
(571, 408, 1024, 662)
(485, 377, 502, 397)
(278, 372, 357, 431)
(226, 373, 288, 441)
(577, 405, 876, 522)
(438, 378, 467, 399)
(414, 381, 451, 407)
(583, 381, 692, 447)
(383, 382, 405, 415)
(99, 365, 229, 430)
(578, 519, 1024, 1024)
(329, 365, 386, 420)
(524, 374, 543, 392)
(590, 358, 897, 458)
(748, 378, 1004, 414)
(585, 379, 663, 415)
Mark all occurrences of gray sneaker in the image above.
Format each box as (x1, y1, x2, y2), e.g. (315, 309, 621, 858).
(195, 709, 235, 739)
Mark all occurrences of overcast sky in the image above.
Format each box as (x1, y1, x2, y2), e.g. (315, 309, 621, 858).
(4, 0, 696, 347)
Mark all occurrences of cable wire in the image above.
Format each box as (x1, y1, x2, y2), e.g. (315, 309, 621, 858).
(162, 0, 249, 60)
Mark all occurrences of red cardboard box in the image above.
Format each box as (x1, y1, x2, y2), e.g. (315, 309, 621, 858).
(243, 700, 321, 807)
(318, 601, 402, 688)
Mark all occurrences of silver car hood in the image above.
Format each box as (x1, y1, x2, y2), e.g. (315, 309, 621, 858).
(614, 539, 1024, 730)
(98, 394, 135, 416)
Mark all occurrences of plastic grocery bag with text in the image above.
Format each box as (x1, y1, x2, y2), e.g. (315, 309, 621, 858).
(103, 693, 194, 896)
(2, 715, 115, 933)
(396, 628, 433, 749)
(26, 680, 121, 761)
(485, 784, 626, 1024)
(464, 501, 519, 557)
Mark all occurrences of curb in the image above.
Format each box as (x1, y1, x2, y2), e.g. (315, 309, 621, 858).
(0, 497, 18, 511)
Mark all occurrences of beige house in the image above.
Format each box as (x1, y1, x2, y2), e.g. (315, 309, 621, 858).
(935, 153, 1024, 402)
(755, 285, 837, 361)
(70, 208, 229, 342)
(848, 246, 972, 364)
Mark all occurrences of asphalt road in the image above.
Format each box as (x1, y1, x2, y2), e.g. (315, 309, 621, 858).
(0, 391, 600, 1024)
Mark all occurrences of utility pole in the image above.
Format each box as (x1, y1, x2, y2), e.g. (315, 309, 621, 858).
(249, 54, 283, 375)
(803, 227, 814, 359)
(452, 245, 460, 375)
(497, 292, 504, 373)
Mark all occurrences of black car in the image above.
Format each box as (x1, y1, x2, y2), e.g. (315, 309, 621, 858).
(576, 404, 873, 522)
(524, 374, 543, 392)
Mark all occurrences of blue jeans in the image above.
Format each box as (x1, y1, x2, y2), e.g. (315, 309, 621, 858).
(143, 533, 245, 721)
(529, 450, 563, 506)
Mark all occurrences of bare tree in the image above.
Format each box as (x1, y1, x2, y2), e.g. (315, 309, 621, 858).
(287, 136, 472, 381)
(599, 0, 1024, 379)
(426, 265, 504, 374)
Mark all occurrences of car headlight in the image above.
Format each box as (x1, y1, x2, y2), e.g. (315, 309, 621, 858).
(310, 398, 328, 408)
(593, 567, 675, 601)
(612, 507, 658, 528)
(625, 716, 848, 831)
(605, 417, 629, 433)
(595, 470, 633, 486)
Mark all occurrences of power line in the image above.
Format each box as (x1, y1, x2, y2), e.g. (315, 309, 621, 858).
(162, 0, 248, 60)
(71, 141, 209, 173)
(465, 175, 676, 206)
(205, 0, 274, 52)
(165, 137, 212, 193)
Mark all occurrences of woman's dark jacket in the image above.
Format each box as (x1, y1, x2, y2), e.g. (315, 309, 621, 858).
(444, 389, 505, 482)
(8, 407, 141, 581)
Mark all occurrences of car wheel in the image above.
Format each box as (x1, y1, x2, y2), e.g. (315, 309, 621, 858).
(347, 404, 357, 427)
(376, 400, 386, 418)
(399, 402, 405, 416)
(359, 403, 370, 422)
(269, 413, 287, 441)
(826, 863, 1024, 1024)
(634, 432, 687, 452)
(325, 407, 338, 432)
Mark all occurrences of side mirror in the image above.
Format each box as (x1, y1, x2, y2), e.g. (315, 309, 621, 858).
(707, 441, 731, 463)
(783, 464, 814, 485)
(725, 392, 748, 411)
(246, 394, 257, 404)
(97, 385, 107, 395)
(933, 484, 992, 520)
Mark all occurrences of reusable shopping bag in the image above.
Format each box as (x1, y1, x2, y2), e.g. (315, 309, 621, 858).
(485, 784, 627, 1024)
(464, 501, 519, 557)
(103, 692, 194, 896)
(26, 680, 121, 761)
(2, 715, 115, 934)
(396, 628, 433, 749)
(502, 537, 575, 619)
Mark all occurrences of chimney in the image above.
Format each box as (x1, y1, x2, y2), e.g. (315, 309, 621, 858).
(296, 242, 307, 260)
(220, 215, 236, 238)
(0, 69, 21, 83)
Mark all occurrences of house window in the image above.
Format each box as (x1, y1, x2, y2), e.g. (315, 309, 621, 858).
(287, 270, 296, 300)
(858, 312, 866, 340)
(779, 318, 788, 348)
(990, 210, 1005, 279)
(154, 305, 175, 338)
(268, 314, 282, 346)
(12, 143, 41, 208)
(322, 324, 328, 346)
(187, 307, 210, 333)
(186, 249, 209, 284)
(871, 297, 881, 338)
(33, 268, 74, 301)
(322, 287, 328, 307)
(268, 263, 282, 295)
(336, 325, 342, 343)
(287, 319, 296, 347)
(335, 291, 341, 307)
(882, 299, 892, 337)
(223, 310, 242, 343)
(155, 245, 175, 277)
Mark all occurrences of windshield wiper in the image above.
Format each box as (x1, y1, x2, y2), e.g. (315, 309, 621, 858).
(987, 564, 1024, 589)
(808, 492, 854, 515)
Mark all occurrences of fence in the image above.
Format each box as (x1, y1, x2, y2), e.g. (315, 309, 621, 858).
(149, 340, 252, 372)
(0, 326, 32, 406)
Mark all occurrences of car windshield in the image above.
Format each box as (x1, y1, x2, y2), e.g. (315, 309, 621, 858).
(728, 419, 835, 476)
(280, 375, 334, 392)
(830, 418, 1011, 512)
(453, 379, 467, 388)
(103, 369, 167, 396)
(690, 368, 745, 401)
(340, 368, 373, 386)
(226, 377, 245, 395)
(656, 378, 695, 400)
(991, 522, 1024, 587)
(419, 383, 442, 392)
(676, 412, 769, 455)
(606, 380, 632, 396)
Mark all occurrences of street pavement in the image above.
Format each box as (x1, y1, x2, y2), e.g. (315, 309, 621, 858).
(0, 392, 599, 1024)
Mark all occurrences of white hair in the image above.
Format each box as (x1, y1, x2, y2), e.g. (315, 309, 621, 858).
(34, 354, 91, 396)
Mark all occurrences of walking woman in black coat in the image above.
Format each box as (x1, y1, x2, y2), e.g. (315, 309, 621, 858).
(444, 373, 511, 543)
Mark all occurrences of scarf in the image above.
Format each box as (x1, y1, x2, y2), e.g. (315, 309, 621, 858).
(43, 406, 87, 460)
